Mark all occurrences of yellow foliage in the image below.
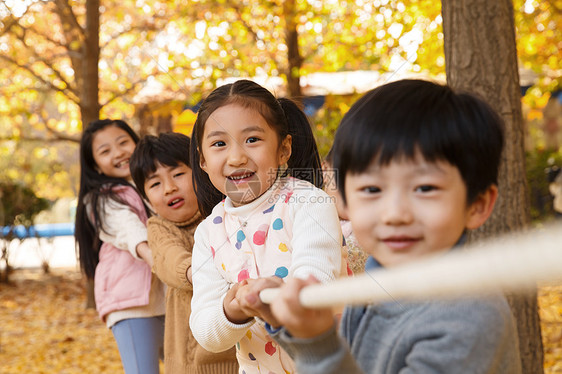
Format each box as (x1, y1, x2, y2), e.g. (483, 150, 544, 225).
(536, 93, 552, 108)
(174, 124, 194, 137)
(338, 102, 350, 115)
(539, 284, 562, 373)
(176, 109, 197, 126)
(528, 109, 544, 121)
(173, 109, 197, 136)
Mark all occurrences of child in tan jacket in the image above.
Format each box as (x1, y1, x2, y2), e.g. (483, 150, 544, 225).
(130, 132, 238, 374)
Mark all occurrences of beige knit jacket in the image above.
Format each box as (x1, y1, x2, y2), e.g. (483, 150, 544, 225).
(148, 212, 239, 374)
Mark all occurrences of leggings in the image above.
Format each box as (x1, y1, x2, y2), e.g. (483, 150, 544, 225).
(111, 316, 165, 374)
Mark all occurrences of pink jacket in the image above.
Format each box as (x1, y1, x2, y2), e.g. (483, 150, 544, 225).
(94, 185, 152, 321)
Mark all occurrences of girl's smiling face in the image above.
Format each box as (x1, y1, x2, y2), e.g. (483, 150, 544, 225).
(91, 125, 136, 180)
(200, 104, 292, 206)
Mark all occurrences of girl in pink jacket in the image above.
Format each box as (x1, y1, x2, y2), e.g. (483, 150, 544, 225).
(75, 119, 165, 374)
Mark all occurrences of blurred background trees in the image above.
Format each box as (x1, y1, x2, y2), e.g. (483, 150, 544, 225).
(0, 181, 49, 282)
(0, 0, 560, 370)
(0, 0, 559, 213)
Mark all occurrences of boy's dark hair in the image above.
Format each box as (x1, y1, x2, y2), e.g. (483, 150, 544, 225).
(190, 79, 323, 217)
(130, 132, 191, 200)
(74, 119, 142, 279)
(332, 79, 505, 205)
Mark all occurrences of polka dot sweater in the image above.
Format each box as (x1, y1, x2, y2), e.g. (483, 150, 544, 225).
(190, 176, 344, 374)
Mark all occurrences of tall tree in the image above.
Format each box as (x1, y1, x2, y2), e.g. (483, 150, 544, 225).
(442, 0, 543, 372)
(0, 0, 170, 135)
(174, 0, 444, 100)
(282, 0, 303, 99)
(82, 0, 100, 127)
(0, 0, 99, 134)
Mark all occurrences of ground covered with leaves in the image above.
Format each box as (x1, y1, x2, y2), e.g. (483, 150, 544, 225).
(0, 269, 122, 373)
(540, 284, 562, 372)
(0, 268, 561, 373)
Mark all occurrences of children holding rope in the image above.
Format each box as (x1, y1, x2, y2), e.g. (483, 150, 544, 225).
(262, 79, 522, 373)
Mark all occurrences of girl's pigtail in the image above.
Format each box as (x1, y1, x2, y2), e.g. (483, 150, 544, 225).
(75, 186, 100, 279)
(277, 98, 323, 189)
(190, 114, 225, 218)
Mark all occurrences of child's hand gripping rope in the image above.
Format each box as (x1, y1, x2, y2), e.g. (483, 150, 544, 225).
(260, 223, 562, 309)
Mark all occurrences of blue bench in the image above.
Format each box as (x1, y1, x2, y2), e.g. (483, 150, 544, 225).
(1, 223, 75, 239)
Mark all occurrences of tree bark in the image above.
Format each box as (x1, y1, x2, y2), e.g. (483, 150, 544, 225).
(83, 0, 100, 309)
(283, 0, 303, 101)
(50, 1, 100, 308)
(53, 0, 99, 127)
(441, 1, 543, 372)
(82, 0, 100, 128)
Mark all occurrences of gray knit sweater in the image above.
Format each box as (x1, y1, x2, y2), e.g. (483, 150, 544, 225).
(273, 287, 522, 373)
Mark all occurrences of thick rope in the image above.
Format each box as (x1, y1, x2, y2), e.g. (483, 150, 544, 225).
(260, 222, 562, 308)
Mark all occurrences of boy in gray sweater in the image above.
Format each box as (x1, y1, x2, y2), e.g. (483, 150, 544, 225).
(252, 80, 522, 373)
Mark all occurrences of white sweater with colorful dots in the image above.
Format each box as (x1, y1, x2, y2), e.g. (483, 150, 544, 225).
(190, 176, 344, 374)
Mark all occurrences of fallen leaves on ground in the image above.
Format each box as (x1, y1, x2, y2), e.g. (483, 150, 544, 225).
(1, 268, 561, 373)
(539, 284, 562, 373)
(0, 268, 123, 374)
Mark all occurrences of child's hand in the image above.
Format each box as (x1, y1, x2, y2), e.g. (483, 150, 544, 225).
(223, 281, 254, 324)
(236, 276, 284, 327)
(270, 275, 335, 339)
(136, 241, 154, 268)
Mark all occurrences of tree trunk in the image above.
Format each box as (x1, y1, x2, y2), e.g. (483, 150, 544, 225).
(441, 1, 543, 372)
(83, 0, 100, 309)
(81, 0, 100, 128)
(85, 277, 96, 309)
(283, 0, 303, 101)
(53, 0, 100, 127)
(50, 1, 100, 307)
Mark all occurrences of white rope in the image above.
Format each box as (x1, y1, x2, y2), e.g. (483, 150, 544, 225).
(259, 222, 562, 308)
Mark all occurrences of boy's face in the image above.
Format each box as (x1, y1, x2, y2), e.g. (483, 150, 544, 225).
(344, 152, 495, 267)
(144, 162, 199, 223)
